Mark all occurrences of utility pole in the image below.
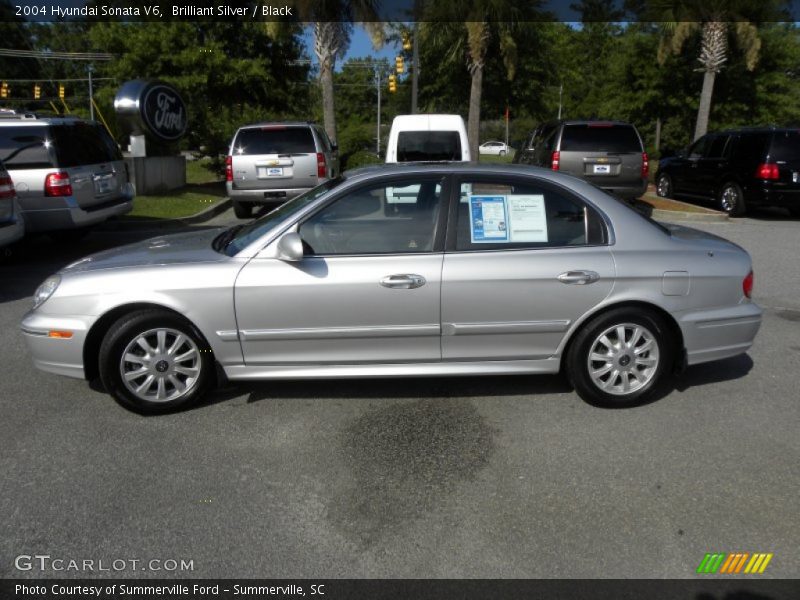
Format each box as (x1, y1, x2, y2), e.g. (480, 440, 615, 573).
(411, 22, 419, 114)
(88, 65, 94, 121)
(557, 83, 563, 120)
(375, 65, 382, 156)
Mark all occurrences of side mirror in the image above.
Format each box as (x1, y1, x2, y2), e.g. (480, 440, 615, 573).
(276, 232, 304, 262)
(676, 148, 687, 158)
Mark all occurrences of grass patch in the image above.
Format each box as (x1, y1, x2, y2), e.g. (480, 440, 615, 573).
(479, 152, 516, 164)
(186, 157, 223, 185)
(128, 187, 225, 219)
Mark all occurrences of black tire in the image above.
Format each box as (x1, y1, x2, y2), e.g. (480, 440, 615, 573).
(499, 150, 506, 157)
(98, 309, 214, 414)
(566, 307, 674, 408)
(233, 201, 253, 219)
(718, 181, 746, 217)
(49, 228, 91, 243)
(656, 173, 672, 198)
(787, 205, 800, 218)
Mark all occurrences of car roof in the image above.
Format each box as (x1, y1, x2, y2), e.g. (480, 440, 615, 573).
(237, 121, 318, 130)
(714, 126, 800, 134)
(0, 116, 93, 127)
(343, 161, 570, 182)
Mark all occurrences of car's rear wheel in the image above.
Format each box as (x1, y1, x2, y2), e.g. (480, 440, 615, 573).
(499, 150, 506, 156)
(719, 182, 746, 217)
(567, 308, 674, 408)
(656, 173, 672, 198)
(233, 201, 253, 219)
(99, 310, 213, 414)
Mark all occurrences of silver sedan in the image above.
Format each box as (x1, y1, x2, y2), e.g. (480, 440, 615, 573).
(21, 163, 762, 413)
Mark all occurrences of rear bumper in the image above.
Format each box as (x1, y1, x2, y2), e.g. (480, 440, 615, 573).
(227, 183, 311, 204)
(21, 194, 133, 233)
(20, 311, 94, 379)
(745, 185, 800, 209)
(0, 199, 25, 247)
(677, 302, 762, 366)
(597, 179, 649, 199)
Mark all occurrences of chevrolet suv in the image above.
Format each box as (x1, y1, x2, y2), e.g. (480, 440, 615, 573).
(656, 127, 800, 217)
(515, 120, 648, 200)
(0, 113, 133, 238)
(226, 122, 339, 219)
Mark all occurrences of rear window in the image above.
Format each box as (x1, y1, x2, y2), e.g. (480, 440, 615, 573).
(769, 131, 800, 161)
(396, 131, 462, 162)
(233, 127, 316, 155)
(50, 123, 122, 167)
(560, 124, 642, 153)
(0, 126, 55, 168)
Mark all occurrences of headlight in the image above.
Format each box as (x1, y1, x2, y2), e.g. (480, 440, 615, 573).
(33, 275, 61, 310)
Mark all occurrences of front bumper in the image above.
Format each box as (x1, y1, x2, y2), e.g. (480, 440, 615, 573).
(678, 302, 763, 366)
(20, 311, 95, 379)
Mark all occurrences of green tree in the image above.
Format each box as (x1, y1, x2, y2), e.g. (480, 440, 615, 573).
(653, 0, 779, 140)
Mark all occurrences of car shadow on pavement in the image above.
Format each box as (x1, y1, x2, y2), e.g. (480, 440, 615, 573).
(202, 373, 574, 408)
(672, 353, 754, 393)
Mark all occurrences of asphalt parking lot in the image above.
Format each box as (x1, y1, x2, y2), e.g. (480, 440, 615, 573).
(0, 209, 798, 579)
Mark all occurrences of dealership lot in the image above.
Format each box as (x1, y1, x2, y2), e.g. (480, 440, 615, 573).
(0, 211, 798, 578)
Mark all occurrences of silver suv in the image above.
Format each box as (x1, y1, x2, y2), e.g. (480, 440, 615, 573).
(226, 122, 339, 219)
(0, 113, 133, 238)
(517, 120, 648, 200)
(0, 160, 25, 247)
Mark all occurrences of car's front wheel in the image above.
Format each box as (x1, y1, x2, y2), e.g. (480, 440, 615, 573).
(656, 173, 672, 198)
(499, 150, 506, 157)
(233, 201, 253, 219)
(99, 310, 214, 414)
(566, 308, 674, 408)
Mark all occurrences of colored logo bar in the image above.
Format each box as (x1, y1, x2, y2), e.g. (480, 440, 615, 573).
(697, 553, 773, 574)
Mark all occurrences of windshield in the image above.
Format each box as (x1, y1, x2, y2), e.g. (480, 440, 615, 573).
(221, 178, 342, 256)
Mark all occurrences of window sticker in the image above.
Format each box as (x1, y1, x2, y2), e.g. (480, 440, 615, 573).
(507, 195, 548, 242)
(469, 195, 508, 242)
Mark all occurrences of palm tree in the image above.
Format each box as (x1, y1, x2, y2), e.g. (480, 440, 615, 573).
(423, 2, 535, 159)
(268, 2, 383, 145)
(654, 0, 773, 141)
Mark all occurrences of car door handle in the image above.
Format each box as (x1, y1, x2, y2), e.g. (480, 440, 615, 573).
(557, 270, 600, 285)
(380, 274, 426, 289)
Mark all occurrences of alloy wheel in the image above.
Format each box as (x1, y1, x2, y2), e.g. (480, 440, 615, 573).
(586, 323, 660, 396)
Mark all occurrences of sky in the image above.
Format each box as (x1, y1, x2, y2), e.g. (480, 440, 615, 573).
(301, 25, 401, 70)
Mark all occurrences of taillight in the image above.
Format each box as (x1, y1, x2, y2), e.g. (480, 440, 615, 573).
(551, 150, 560, 171)
(225, 156, 233, 182)
(743, 270, 754, 299)
(44, 172, 72, 197)
(641, 152, 649, 178)
(756, 163, 779, 180)
(317, 152, 326, 178)
(0, 175, 14, 199)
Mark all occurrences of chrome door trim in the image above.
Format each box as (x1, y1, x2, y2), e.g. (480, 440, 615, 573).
(239, 324, 440, 341)
(442, 320, 571, 336)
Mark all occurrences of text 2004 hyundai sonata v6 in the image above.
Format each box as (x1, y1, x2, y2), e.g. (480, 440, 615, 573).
(22, 163, 762, 413)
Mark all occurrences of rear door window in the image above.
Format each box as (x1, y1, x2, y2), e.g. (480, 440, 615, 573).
(233, 127, 316, 155)
(396, 131, 462, 161)
(559, 124, 642, 153)
(769, 131, 800, 161)
(0, 126, 55, 168)
(707, 135, 730, 158)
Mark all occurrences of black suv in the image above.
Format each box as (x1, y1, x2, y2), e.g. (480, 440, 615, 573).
(655, 127, 800, 217)
(514, 120, 648, 200)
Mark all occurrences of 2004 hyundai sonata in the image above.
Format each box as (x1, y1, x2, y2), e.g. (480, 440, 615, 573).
(22, 163, 762, 413)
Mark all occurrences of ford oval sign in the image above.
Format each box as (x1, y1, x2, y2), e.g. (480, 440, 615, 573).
(114, 80, 188, 142)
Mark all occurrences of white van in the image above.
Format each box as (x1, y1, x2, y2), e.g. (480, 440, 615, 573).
(385, 114, 470, 163)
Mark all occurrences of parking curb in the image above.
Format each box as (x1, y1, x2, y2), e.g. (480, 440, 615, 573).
(96, 198, 232, 231)
(641, 194, 729, 222)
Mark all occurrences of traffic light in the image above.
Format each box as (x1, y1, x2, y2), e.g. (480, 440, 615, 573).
(59, 84, 65, 99)
(402, 32, 412, 52)
(34, 84, 41, 99)
(395, 55, 404, 74)
(388, 74, 397, 93)
(1, 82, 8, 99)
